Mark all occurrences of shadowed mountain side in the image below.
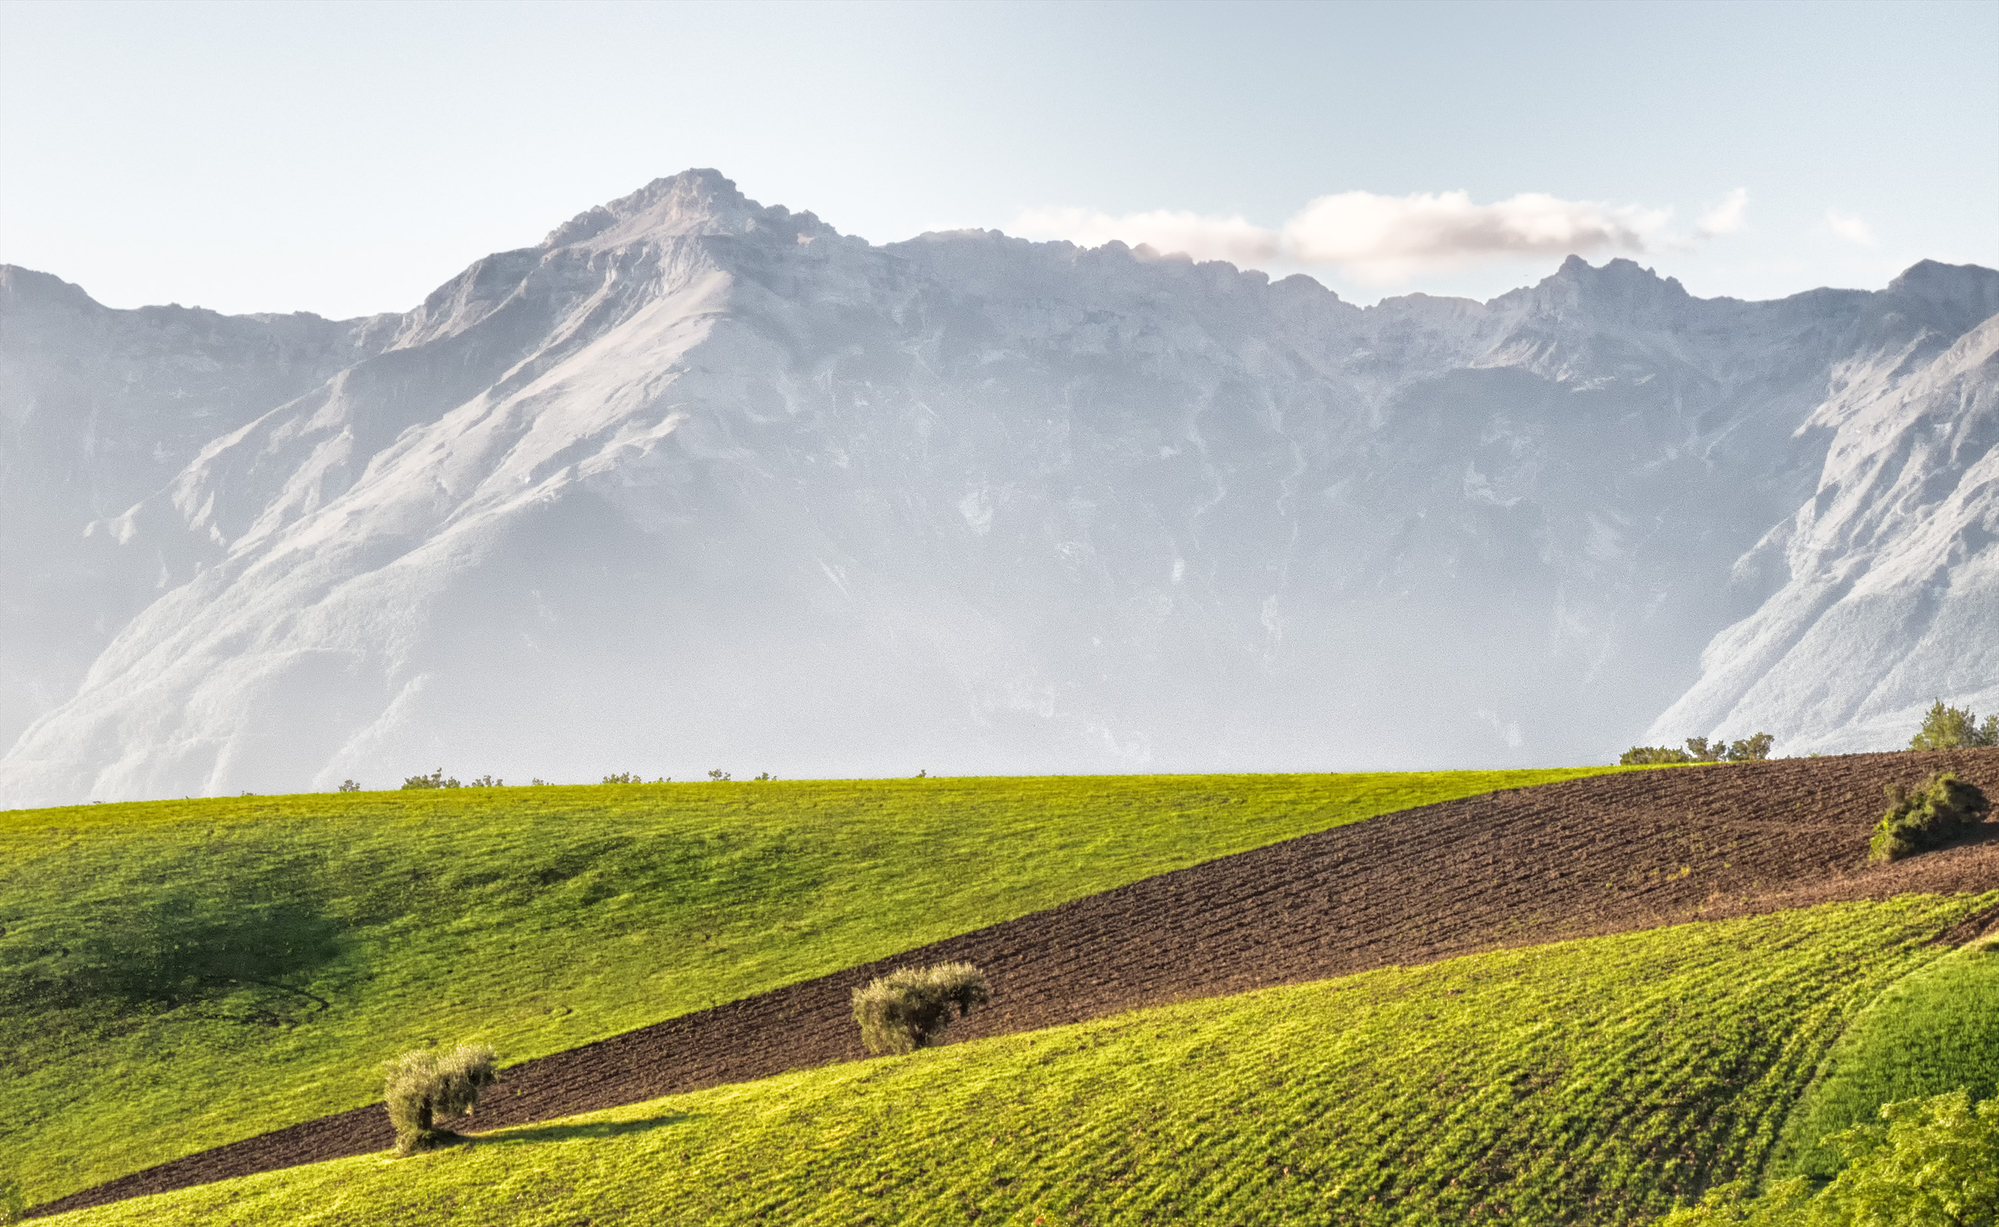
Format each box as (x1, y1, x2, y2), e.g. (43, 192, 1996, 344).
(0, 267, 395, 754)
(36, 748, 1999, 1217)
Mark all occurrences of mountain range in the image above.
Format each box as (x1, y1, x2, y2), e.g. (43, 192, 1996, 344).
(2, 169, 1994, 804)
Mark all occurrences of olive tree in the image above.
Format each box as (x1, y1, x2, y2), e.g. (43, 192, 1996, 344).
(384, 1044, 499, 1154)
(851, 962, 991, 1055)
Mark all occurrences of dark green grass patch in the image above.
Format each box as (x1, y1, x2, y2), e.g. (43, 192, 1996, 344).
(0, 767, 1615, 1204)
(47, 896, 1993, 1227)
(1770, 930, 1999, 1181)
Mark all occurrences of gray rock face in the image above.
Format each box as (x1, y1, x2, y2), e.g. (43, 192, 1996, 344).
(1, 170, 1993, 803)
(1647, 298, 1999, 755)
(0, 267, 394, 756)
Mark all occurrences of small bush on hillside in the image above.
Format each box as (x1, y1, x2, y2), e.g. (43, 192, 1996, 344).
(338, 779, 361, 793)
(1869, 772, 1989, 862)
(852, 962, 991, 1055)
(1654, 1090, 1998, 1225)
(402, 769, 461, 790)
(1909, 700, 1999, 750)
(469, 775, 503, 787)
(602, 772, 640, 784)
(384, 1044, 498, 1154)
(708, 768, 731, 781)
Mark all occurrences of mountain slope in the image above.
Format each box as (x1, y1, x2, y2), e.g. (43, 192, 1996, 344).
(1, 171, 1994, 801)
(1649, 299, 1999, 753)
(0, 268, 391, 753)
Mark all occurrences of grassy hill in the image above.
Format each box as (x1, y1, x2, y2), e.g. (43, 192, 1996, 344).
(0, 767, 1618, 1205)
(1770, 928, 1999, 1181)
(45, 894, 1994, 1227)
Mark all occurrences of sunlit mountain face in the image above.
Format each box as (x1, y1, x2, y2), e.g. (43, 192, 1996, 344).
(3, 169, 1995, 803)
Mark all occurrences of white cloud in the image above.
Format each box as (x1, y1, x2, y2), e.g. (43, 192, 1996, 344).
(1823, 209, 1876, 246)
(1012, 189, 1685, 284)
(1696, 187, 1749, 237)
(1010, 206, 1277, 265)
(1280, 190, 1670, 283)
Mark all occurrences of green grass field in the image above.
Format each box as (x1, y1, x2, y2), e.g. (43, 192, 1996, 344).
(0, 767, 1620, 1206)
(46, 895, 1992, 1227)
(1770, 928, 1999, 1181)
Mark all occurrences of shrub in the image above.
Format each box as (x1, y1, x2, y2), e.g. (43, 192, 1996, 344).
(1726, 732, 1774, 762)
(401, 769, 461, 790)
(602, 772, 640, 784)
(1869, 772, 1989, 862)
(708, 768, 732, 781)
(1622, 745, 1694, 765)
(1617, 734, 1772, 766)
(338, 779, 361, 793)
(1684, 737, 1726, 763)
(851, 962, 992, 1055)
(469, 775, 503, 787)
(384, 1044, 499, 1154)
(1909, 700, 1999, 750)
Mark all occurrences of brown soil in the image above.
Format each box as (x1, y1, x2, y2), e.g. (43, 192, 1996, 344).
(34, 749, 1999, 1217)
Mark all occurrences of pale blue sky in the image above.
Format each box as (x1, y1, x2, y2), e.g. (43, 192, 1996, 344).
(2, 0, 1993, 318)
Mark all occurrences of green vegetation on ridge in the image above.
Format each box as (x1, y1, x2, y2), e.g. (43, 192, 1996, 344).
(1908, 700, 1999, 750)
(1620, 733, 1773, 766)
(0, 767, 1618, 1205)
(47, 896, 1994, 1227)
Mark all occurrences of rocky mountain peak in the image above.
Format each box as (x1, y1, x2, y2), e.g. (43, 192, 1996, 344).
(0, 265, 96, 312)
(1471, 254, 1695, 349)
(1541, 254, 1687, 305)
(541, 167, 837, 250)
(1883, 259, 1999, 319)
(3, 170, 1995, 804)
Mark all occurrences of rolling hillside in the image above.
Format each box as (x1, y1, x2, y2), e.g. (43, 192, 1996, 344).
(0, 767, 1610, 1209)
(19, 749, 1998, 1220)
(45, 895, 1999, 1226)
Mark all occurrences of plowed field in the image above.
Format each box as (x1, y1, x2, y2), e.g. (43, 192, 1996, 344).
(38, 749, 1999, 1217)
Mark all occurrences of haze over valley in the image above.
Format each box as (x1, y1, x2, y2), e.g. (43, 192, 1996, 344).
(3, 169, 1994, 804)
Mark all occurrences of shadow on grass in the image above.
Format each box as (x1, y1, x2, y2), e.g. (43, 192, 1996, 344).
(482, 1113, 698, 1145)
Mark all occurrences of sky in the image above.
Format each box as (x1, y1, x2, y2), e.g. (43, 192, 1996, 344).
(1, 0, 1994, 319)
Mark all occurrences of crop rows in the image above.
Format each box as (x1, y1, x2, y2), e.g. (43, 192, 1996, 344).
(34, 750, 1999, 1215)
(57, 894, 1993, 1227)
(1, 768, 1607, 1206)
